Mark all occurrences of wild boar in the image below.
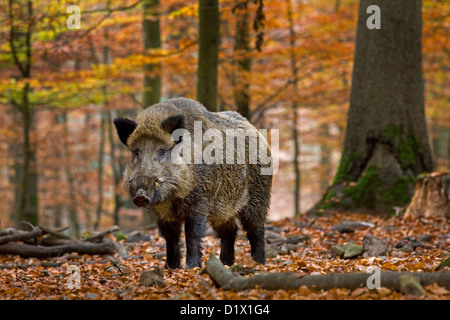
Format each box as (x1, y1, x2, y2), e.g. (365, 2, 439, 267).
(113, 97, 273, 268)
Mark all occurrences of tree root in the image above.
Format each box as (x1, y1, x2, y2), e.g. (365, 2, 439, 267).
(0, 225, 119, 258)
(205, 253, 450, 293)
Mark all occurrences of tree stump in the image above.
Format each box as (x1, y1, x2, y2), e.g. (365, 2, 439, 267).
(404, 172, 450, 219)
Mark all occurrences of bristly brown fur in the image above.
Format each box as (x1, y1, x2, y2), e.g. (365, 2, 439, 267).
(114, 97, 273, 268)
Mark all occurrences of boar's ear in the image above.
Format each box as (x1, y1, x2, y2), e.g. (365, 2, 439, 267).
(113, 117, 137, 147)
(161, 114, 185, 135)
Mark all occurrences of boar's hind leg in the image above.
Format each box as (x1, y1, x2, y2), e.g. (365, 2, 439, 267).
(184, 215, 206, 268)
(157, 220, 182, 269)
(240, 207, 267, 265)
(213, 220, 238, 266)
(241, 174, 271, 265)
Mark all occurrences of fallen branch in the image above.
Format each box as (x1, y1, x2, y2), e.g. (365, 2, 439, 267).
(0, 225, 73, 246)
(40, 237, 75, 246)
(0, 229, 43, 245)
(39, 225, 72, 240)
(0, 241, 116, 258)
(0, 261, 66, 270)
(0, 227, 18, 237)
(205, 253, 450, 292)
(83, 225, 120, 243)
(0, 224, 123, 257)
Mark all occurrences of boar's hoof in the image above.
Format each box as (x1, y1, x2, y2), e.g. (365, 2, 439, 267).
(133, 189, 151, 207)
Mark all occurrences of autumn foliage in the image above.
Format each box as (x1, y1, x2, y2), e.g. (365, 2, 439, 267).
(0, 0, 447, 229)
(0, 0, 449, 302)
(0, 211, 449, 300)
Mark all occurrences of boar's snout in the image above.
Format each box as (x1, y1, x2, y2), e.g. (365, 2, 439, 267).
(132, 188, 151, 208)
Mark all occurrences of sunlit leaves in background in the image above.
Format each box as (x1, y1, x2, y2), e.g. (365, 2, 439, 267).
(0, 0, 448, 228)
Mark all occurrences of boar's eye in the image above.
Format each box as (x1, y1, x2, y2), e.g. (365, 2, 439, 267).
(157, 149, 166, 160)
(132, 148, 139, 161)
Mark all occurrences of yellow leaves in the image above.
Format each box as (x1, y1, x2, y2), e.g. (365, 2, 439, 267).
(168, 4, 198, 19)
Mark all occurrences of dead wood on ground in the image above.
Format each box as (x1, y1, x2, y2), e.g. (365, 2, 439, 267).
(0, 225, 119, 258)
(204, 253, 450, 294)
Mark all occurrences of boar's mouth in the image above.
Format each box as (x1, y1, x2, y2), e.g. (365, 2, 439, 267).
(132, 188, 162, 208)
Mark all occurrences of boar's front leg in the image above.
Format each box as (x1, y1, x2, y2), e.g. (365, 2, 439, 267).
(184, 214, 206, 268)
(157, 220, 182, 269)
(213, 220, 238, 266)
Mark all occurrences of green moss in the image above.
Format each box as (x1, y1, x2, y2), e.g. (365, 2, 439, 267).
(332, 150, 361, 185)
(115, 232, 127, 241)
(385, 124, 401, 142)
(341, 165, 414, 212)
(322, 125, 420, 214)
(333, 156, 350, 185)
(380, 176, 415, 208)
(324, 190, 337, 201)
(399, 135, 418, 167)
(319, 166, 415, 214)
(317, 201, 339, 211)
(316, 189, 344, 211)
(384, 124, 419, 169)
(342, 165, 380, 208)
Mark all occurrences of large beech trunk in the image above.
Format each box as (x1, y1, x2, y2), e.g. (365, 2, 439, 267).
(313, 0, 434, 215)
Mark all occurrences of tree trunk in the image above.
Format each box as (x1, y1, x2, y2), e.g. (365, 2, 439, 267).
(314, 0, 434, 215)
(432, 125, 449, 170)
(142, 0, 161, 108)
(11, 111, 22, 221)
(287, 0, 301, 216)
(196, 0, 220, 112)
(94, 32, 109, 230)
(9, 0, 39, 226)
(142, 2, 162, 225)
(404, 172, 450, 219)
(17, 91, 39, 226)
(320, 124, 332, 192)
(107, 110, 123, 226)
(61, 111, 79, 237)
(94, 107, 106, 230)
(233, 2, 251, 120)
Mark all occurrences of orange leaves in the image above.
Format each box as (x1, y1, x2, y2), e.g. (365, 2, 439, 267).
(0, 210, 449, 300)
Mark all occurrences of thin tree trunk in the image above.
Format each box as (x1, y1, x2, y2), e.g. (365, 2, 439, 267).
(142, 1, 162, 225)
(107, 110, 123, 226)
(94, 108, 106, 230)
(83, 112, 93, 228)
(233, 2, 251, 120)
(8, 0, 39, 225)
(17, 86, 39, 225)
(432, 125, 449, 170)
(11, 111, 22, 221)
(287, 0, 301, 216)
(94, 31, 110, 230)
(314, 0, 434, 215)
(61, 111, 79, 237)
(320, 124, 332, 191)
(142, 0, 161, 108)
(196, 0, 220, 111)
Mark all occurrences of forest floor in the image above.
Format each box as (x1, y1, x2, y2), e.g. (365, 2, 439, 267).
(0, 211, 449, 300)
